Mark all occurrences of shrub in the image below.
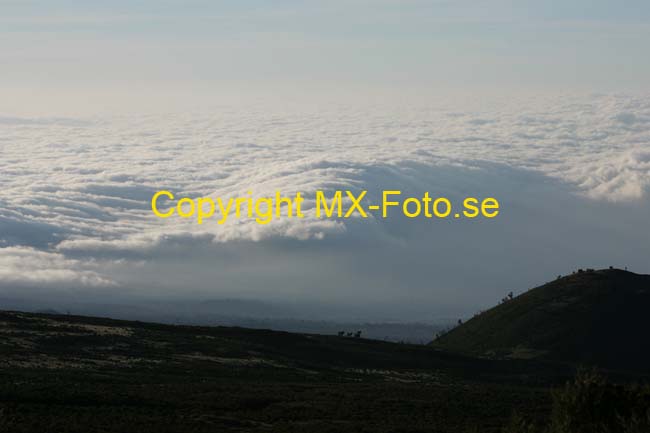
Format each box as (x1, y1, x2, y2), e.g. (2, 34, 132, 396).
(500, 370, 650, 433)
(549, 369, 650, 433)
(501, 412, 542, 433)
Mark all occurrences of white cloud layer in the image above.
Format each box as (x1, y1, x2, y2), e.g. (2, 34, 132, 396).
(0, 93, 649, 312)
(0, 246, 116, 289)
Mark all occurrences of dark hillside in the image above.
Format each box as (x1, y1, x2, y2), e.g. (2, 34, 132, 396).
(432, 269, 650, 372)
(0, 309, 561, 433)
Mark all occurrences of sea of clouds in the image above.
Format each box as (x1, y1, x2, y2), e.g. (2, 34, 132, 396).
(1, 93, 649, 318)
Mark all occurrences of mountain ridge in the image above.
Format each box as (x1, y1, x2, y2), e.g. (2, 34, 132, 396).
(431, 268, 650, 371)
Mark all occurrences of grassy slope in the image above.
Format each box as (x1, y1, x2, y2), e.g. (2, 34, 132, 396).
(432, 269, 650, 371)
(0, 310, 560, 433)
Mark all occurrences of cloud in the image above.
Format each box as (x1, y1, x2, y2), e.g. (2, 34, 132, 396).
(1, 93, 649, 317)
(0, 246, 117, 290)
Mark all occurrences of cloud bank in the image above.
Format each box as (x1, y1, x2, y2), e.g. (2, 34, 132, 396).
(1, 93, 649, 318)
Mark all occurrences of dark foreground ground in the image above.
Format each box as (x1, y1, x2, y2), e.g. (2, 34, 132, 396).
(0, 310, 602, 432)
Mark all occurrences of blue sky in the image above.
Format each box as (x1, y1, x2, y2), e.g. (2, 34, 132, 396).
(2, 0, 649, 114)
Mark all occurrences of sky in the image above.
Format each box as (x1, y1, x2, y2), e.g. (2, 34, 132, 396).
(2, 0, 650, 113)
(0, 1, 649, 322)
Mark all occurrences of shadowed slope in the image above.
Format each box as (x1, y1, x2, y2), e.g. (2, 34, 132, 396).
(0, 309, 563, 432)
(432, 269, 650, 371)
